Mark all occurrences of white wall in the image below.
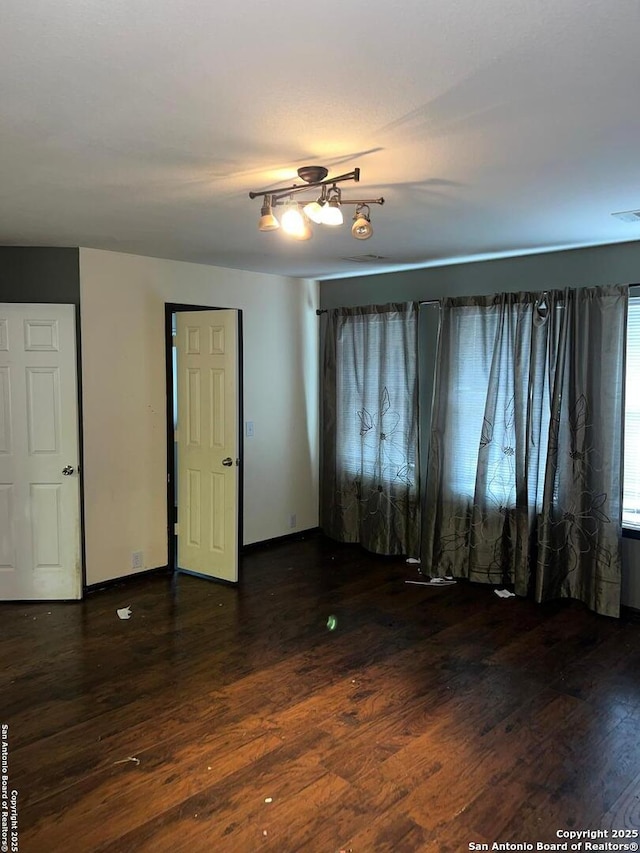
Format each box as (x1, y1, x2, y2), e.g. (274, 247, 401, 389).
(79, 248, 318, 585)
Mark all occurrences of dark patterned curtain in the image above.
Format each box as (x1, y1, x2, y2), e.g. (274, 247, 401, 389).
(421, 285, 627, 617)
(321, 303, 420, 556)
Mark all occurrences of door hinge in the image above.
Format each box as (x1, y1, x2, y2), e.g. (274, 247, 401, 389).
(174, 522, 179, 535)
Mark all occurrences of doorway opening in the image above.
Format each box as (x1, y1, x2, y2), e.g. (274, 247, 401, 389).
(164, 303, 243, 583)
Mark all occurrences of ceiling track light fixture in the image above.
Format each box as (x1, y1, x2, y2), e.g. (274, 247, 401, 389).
(249, 166, 384, 240)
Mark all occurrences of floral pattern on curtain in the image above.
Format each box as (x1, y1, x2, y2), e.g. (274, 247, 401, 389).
(421, 285, 627, 617)
(321, 302, 420, 556)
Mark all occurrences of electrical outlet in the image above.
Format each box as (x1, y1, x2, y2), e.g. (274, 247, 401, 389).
(245, 421, 254, 437)
(132, 550, 144, 570)
(289, 514, 296, 529)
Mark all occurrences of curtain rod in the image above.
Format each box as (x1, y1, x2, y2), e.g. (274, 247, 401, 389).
(316, 300, 438, 315)
(317, 284, 640, 315)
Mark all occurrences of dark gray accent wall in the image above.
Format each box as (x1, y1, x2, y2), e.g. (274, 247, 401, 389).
(0, 247, 80, 304)
(320, 240, 640, 308)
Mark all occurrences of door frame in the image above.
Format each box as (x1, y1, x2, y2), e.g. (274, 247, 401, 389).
(164, 303, 244, 579)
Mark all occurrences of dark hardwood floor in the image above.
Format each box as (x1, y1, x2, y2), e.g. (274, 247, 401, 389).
(2, 534, 640, 852)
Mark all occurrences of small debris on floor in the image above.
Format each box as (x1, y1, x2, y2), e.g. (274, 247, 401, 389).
(494, 589, 516, 598)
(263, 830, 268, 836)
(406, 557, 421, 564)
(116, 606, 132, 620)
(264, 797, 273, 803)
(326, 614, 338, 631)
(112, 756, 140, 766)
(405, 578, 456, 586)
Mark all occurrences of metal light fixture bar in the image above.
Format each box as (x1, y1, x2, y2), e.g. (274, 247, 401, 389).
(250, 165, 384, 240)
(260, 195, 385, 209)
(249, 168, 361, 202)
(315, 197, 384, 206)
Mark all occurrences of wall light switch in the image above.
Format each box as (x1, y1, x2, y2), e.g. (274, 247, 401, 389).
(245, 421, 254, 437)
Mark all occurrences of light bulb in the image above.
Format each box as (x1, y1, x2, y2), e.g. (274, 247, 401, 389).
(351, 216, 373, 240)
(281, 203, 306, 237)
(351, 205, 373, 239)
(303, 200, 325, 224)
(320, 200, 343, 226)
(259, 213, 280, 231)
(259, 201, 280, 232)
(292, 221, 313, 241)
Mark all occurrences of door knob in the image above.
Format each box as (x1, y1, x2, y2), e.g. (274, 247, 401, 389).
(222, 457, 233, 467)
(62, 465, 75, 476)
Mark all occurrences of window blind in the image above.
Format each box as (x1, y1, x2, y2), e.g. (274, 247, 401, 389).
(623, 296, 640, 529)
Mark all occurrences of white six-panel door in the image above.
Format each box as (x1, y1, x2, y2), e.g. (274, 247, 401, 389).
(176, 310, 239, 583)
(0, 304, 82, 600)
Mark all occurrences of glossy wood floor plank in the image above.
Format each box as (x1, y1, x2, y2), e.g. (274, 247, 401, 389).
(2, 534, 640, 852)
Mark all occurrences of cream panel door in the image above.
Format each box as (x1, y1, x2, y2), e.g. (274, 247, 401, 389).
(176, 310, 238, 583)
(0, 304, 82, 600)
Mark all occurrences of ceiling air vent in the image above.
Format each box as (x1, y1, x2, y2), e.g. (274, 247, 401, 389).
(341, 254, 390, 263)
(612, 209, 640, 223)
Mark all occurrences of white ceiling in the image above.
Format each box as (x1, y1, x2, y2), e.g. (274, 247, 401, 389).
(2, 0, 640, 280)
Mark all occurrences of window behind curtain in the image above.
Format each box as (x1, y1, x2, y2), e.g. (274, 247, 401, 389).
(439, 293, 638, 525)
(336, 311, 417, 487)
(624, 296, 640, 529)
(445, 306, 495, 497)
(321, 303, 420, 556)
(443, 300, 551, 508)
